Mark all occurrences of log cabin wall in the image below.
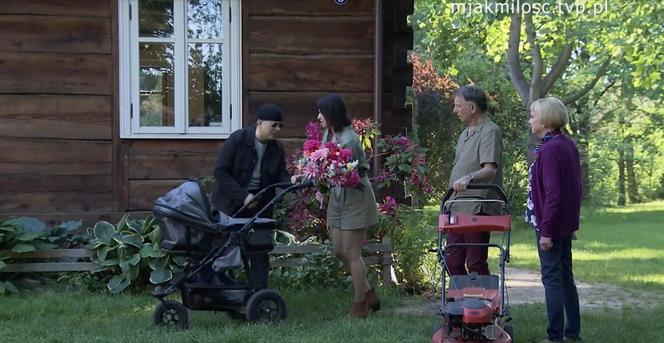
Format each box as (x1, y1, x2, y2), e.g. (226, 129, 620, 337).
(0, 1, 116, 225)
(0, 0, 413, 224)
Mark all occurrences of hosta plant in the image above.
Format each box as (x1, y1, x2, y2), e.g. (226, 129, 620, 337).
(1, 217, 83, 295)
(87, 215, 185, 293)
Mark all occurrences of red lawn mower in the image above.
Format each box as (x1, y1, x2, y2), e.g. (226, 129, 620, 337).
(432, 184, 513, 343)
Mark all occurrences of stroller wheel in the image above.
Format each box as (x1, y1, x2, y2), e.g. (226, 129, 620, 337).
(245, 289, 287, 323)
(154, 300, 189, 329)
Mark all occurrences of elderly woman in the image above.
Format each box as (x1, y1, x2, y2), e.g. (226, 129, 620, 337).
(526, 96, 582, 343)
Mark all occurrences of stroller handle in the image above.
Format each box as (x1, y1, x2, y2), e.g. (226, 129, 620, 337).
(232, 180, 312, 217)
(440, 184, 509, 210)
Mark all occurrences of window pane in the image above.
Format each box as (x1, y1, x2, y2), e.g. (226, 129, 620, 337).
(139, 0, 174, 38)
(188, 43, 223, 127)
(139, 43, 175, 127)
(187, 0, 223, 39)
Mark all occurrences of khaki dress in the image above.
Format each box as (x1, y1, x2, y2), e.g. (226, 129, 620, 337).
(323, 126, 378, 230)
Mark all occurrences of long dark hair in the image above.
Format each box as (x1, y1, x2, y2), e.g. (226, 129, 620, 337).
(316, 94, 351, 132)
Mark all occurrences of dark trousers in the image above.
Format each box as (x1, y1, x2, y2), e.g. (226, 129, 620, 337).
(537, 233, 581, 340)
(445, 231, 491, 276)
(237, 194, 272, 290)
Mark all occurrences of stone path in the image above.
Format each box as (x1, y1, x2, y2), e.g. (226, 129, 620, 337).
(392, 267, 664, 316)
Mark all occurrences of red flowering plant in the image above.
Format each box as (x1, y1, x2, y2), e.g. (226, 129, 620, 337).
(375, 134, 432, 205)
(352, 118, 379, 154)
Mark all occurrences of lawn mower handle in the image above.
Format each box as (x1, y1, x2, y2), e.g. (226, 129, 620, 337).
(441, 184, 509, 208)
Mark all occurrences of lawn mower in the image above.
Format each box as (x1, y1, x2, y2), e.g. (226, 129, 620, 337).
(432, 184, 513, 343)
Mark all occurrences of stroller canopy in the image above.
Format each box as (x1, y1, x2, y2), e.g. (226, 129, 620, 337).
(154, 180, 214, 228)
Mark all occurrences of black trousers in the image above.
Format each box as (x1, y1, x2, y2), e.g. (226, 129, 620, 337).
(236, 193, 272, 290)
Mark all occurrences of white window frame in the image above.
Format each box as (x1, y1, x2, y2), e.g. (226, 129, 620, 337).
(118, 0, 242, 139)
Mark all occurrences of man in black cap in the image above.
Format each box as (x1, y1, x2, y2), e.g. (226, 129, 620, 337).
(211, 103, 290, 289)
(212, 103, 290, 217)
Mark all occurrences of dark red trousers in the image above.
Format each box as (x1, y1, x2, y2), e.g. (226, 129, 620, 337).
(445, 231, 491, 276)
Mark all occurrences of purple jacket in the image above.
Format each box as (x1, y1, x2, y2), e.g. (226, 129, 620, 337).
(532, 134, 582, 239)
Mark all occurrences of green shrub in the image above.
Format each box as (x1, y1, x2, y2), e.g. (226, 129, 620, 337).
(87, 215, 186, 293)
(0, 217, 83, 295)
(382, 207, 439, 294)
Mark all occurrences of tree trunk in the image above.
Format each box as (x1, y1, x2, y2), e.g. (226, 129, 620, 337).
(626, 142, 641, 203)
(617, 145, 626, 206)
(570, 102, 591, 200)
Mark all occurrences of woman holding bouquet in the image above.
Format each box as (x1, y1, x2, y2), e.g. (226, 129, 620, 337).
(317, 94, 379, 318)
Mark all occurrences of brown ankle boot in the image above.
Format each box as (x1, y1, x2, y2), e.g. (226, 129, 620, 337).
(348, 300, 368, 318)
(365, 288, 381, 312)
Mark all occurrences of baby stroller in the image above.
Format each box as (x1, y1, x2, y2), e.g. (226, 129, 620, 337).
(152, 179, 312, 328)
(432, 184, 513, 343)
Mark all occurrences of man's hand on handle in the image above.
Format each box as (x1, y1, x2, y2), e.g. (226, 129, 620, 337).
(244, 193, 256, 208)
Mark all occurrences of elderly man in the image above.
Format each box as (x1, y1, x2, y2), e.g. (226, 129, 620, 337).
(211, 103, 290, 289)
(447, 85, 503, 276)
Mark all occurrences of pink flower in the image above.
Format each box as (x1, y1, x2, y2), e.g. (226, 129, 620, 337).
(398, 136, 410, 147)
(345, 169, 360, 188)
(309, 147, 329, 161)
(306, 121, 323, 141)
(378, 196, 399, 216)
(303, 139, 320, 154)
(339, 148, 352, 161)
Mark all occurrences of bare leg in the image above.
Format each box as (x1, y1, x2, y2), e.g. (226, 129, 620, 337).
(341, 228, 371, 302)
(330, 227, 345, 264)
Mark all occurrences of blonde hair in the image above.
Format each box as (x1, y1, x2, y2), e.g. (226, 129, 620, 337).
(531, 97, 569, 130)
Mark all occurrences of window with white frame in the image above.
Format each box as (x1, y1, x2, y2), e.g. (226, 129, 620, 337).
(118, 0, 241, 138)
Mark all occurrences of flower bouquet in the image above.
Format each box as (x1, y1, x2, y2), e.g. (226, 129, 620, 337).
(295, 122, 361, 205)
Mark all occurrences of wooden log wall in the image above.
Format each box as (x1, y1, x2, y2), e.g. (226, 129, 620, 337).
(244, 0, 377, 138)
(0, 0, 414, 220)
(0, 1, 116, 225)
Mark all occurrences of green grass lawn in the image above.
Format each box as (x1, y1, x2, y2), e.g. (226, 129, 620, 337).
(1, 288, 663, 343)
(507, 201, 664, 291)
(1, 202, 663, 342)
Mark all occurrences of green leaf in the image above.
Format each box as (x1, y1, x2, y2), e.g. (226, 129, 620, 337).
(33, 242, 57, 250)
(149, 225, 161, 243)
(143, 216, 157, 233)
(149, 244, 165, 258)
(127, 253, 141, 266)
(11, 243, 36, 253)
(16, 217, 47, 233)
(0, 281, 5, 294)
(58, 220, 82, 232)
(139, 243, 153, 258)
(0, 259, 6, 270)
(15, 232, 39, 241)
(107, 275, 130, 294)
(5, 281, 18, 293)
(116, 215, 129, 232)
(93, 221, 116, 243)
(148, 257, 167, 271)
(99, 258, 119, 267)
(90, 264, 107, 274)
(128, 265, 140, 281)
(126, 219, 143, 235)
(119, 254, 140, 273)
(97, 246, 113, 263)
(149, 268, 173, 284)
(120, 234, 144, 249)
(171, 256, 187, 267)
